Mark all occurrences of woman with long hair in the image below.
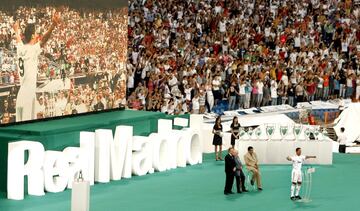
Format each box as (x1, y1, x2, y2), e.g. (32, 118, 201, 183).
(230, 116, 240, 148)
(227, 84, 238, 110)
(212, 116, 223, 161)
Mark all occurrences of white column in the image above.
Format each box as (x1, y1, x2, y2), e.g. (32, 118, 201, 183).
(71, 179, 90, 211)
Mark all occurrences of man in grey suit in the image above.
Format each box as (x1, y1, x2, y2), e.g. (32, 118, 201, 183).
(234, 150, 248, 193)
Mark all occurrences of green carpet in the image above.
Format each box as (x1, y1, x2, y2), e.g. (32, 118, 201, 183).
(0, 153, 358, 211)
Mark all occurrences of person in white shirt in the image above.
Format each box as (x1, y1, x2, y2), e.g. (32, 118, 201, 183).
(265, 27, 271, 38)
(167, 99, 175, 115)
(184, 84, 192, 101)
(191, 93, 200, 114)
(75, 99, 88, 114)
(13, 13, 60, 122)
(346, 76, 353, 99)
(238, 80, 246, 108)
(290, 51, 297, 63)
(127, 70, 135, 94)
(281, 71, 289, 87)
(131, 49, 139, 64)
(338, 127, 347, 153)
(316, 75, 324, 100)
(219, 18, 227, 34)
(168, 74, 179, 93)
(356, 77, 360, 101)
(270, 79, 278, 105)
(286, 148, 316, 201)
(55, 91, 67, 116)
(256, 80, 264, 107)
(161, 100, 168, 113)
(34, 96, 46, 119)
(294, 34, 301, 48)
(212, 76, 222, 106)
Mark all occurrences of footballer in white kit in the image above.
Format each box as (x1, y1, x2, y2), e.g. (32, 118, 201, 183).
(286, 148, 316, 201)
(13, 13, 60, 122)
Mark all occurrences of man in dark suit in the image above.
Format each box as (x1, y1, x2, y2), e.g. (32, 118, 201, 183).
(234, 150, 248, 193)
(224, 147, 236, 195)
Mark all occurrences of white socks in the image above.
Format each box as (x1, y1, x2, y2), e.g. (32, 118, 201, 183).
(291, 184, 296, 197)
(295, 184, 301, 196)
(291, 184, 301, 197)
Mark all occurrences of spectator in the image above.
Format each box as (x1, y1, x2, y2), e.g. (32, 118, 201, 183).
(227, 84, 238, 110)
(127, 0, 359, 115)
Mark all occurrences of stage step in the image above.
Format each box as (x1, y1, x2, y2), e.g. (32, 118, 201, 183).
(323, 127, 337, 141)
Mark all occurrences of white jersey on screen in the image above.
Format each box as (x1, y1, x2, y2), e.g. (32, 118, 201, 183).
(291, 155, 305, 183)
(16, 42, 42, 122)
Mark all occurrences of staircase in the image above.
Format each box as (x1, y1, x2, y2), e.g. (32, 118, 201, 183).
(321, 126, 337, 141)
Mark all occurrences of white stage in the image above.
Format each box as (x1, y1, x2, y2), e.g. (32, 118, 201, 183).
(199, 101, 349, 164)
(334, 103, 360, 144)
(202, 121, 334, 165)
(202, 114, 295, 153)
(237, 114, 294, 127)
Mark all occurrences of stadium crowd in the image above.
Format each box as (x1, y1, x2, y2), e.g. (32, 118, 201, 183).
(128, 0, 360, 115)
(0, 6, 127, 123)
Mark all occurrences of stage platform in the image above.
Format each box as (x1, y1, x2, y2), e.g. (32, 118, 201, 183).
(0, 153, 358, 211)
(0, 110, 189, 194)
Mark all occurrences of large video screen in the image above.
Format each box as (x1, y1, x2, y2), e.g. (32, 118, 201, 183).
(0, 0, 127, 124)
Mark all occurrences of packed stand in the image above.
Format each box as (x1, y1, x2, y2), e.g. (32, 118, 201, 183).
(128, 0, 360, 115)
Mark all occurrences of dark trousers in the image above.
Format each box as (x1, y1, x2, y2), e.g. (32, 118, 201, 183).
(235, 170, 246, 192)
(224, 173, 235, 193)
(205, 99, 210, 113)
(296, 95, 304, 103)
(339, 144, 346, 153)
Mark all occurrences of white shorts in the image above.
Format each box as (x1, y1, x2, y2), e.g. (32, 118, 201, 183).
(291, 169, 302, 183)
(16, 91, 35, 122)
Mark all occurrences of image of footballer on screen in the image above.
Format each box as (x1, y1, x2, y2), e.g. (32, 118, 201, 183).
(0, 0, 128, 124)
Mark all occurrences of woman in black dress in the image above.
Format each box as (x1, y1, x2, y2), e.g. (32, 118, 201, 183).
(230, 116, 240, 148)
(212, 116, 223, 161)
